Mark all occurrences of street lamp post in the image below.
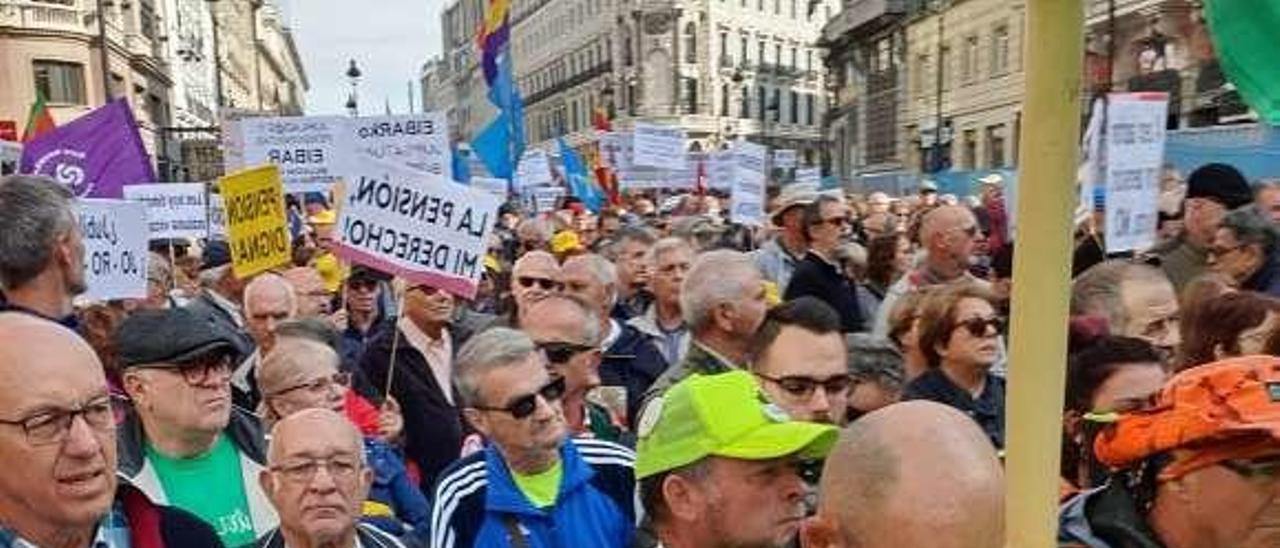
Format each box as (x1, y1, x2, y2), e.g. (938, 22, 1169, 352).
(346, 59, 362, 117)
(930, 0, 950, 173)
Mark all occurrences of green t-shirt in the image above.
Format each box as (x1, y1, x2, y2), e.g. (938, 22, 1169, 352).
(146, 434, 256, 547)
(511, 459, 563, 509)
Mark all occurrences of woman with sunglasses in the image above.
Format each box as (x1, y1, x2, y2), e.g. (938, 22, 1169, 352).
(901, 283, 1006, 449)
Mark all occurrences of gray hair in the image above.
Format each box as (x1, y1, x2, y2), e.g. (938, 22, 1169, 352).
(647, 237, 694, 264)
(1222, 206, 1280, 252)
(845, 333, 905, 390)
(834, 242, 868, 272)
(243, 272, 298, 315)
(606, 226, 658, 260)
(568, 253, 618, 308)
(0, 175, 76, 290)
(454, 327, 539, 406)
(1071, 260, 1172, 329)
(680, 250, 759, 331)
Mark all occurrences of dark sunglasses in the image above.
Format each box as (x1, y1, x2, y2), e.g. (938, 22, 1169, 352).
(955, 316, 1003, 338)
(473, 376, 567, 419)
(538, 341, 598, 364)
(517, 276, 564, 291)
(756, 373, 853, 399)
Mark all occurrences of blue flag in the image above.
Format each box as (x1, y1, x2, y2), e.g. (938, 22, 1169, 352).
(473, 50, 525, 181)
(559, 138, 602, 213)
(451, 143, 471, 184)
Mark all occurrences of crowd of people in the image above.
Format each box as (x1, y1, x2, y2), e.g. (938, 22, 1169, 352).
(2, 160, 1280, 548)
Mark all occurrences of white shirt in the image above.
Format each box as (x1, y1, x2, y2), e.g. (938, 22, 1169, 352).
(400, 317, 454, 404)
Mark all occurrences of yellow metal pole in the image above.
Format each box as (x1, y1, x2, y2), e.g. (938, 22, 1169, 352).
(1005, 0, 1084, 546)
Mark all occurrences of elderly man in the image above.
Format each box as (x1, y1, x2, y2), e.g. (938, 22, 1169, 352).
(430, 328, 636, 548)
(0, 313, 222, 547)
(234, 272, 300, 410)
(507, 250, 563, 327)
(802, 401, 1005, 548)
(0, 175, 84, 324)
(1155, 163, 1253, 291)
(255, 409, 410, 548)
(629, 237, 694, 367)
(754, 184, 817, 293)
(607, 227, 658, 320)
(1071, 260, 1181, 361)
(873, 205, 986, 336)
(282, 266, 332, 318)
(644, 250, 769, 403)
(750, 297, 850, 425)
(186, 239, 255, 357)
(636, 370, 837, 548)
(115, 307, 278, 545)
(785, 195, 865, 332)
(561, 254, 668, 424)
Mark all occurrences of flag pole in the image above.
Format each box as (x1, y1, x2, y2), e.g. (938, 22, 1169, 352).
(1004, 0, 1084, 545)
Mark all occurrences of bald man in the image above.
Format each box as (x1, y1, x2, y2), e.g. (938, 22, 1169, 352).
(802, 401, 1004, 548)
(236, 273, 299, 410)
(0, 313, 221, 547)
(257, 409, 407, 548)
(281, 267, 331, 319)
(872, 205, 987, 336)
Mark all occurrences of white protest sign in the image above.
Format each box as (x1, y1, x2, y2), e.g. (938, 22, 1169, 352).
(773, 149, 797, 170)
(76, 199, 149, 301)
(515, 150, 553, 189)
(796, 167, 821, 186)
(0, 140, 20, 176)
(472, 176, 510, 198)
(598, 132, 628, 171)
(335, 156, 501, 299)
(526, 186, 566, 213)
(632, 123, 686, 169)
(708, 150, 737, 190)
(347, 112, 449, 178)
(123, 183, 211, 239)
(1104, 93, 1168, 253)
(208, 194, 228, 238)
(234, 115, 351, 193)
(730, 141, 767, 226)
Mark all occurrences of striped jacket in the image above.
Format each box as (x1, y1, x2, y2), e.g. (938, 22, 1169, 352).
(255, 522, 409, 547)
(429, 438, 636, 548)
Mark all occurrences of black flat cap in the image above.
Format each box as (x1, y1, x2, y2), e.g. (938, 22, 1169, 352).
(116, 308, 239, 368)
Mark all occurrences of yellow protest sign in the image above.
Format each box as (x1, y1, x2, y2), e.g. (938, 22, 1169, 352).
(218, 165, 291, 279)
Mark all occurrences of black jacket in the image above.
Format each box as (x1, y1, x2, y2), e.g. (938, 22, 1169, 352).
(117, 483, 226, 548)
(783, 252, 866, 333)
(599, 322, 670, 426)
(359, 321, 475, 493)
(902, 368, 1006, 450)
(256, 522, 410, 548)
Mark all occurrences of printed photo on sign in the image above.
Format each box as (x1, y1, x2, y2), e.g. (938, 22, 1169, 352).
(218, 165, 292, 278)
(335, 156, 501, 299)
(123, 183, 211, 239)
(76, 199, 149, 301)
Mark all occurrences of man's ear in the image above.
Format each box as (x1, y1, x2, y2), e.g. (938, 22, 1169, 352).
(122, 371, 147, 405)
(259, 469, 276, 503)
(711, 302, 735, 333)
(661, 474, 704, 523)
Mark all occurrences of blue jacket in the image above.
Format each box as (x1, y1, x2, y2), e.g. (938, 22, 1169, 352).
(600, 321, 670, 426)
(363, 438, 431, 541)
(428, 438, 636, 548)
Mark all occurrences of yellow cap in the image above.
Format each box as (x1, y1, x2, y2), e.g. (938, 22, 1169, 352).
(309, 209, 337, 225)
(551, 231, 583, 255)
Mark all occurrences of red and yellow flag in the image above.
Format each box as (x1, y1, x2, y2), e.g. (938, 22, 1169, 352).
(21, 92, 55, 143)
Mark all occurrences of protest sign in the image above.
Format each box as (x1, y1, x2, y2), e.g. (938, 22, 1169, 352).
(347, 112, 450, 177)
(525, 186, 566, 214)
(632, 123, 686, 169)
(218, 165, 291, 278)
(20, 99, 155, 198)
(472, 176, 510, 198)
(1104, 93, 1168, 253)
(708, 150, 737, 190)
(76, 199, 148, 301)
(796, 167, 821, 186)
(123, 183, 211, 239)
(730, 141, 767, 226)
(335, 156, 501, 299)
(209, 193, 228, 238)
(515, 149, 553, 189)
(599, 132, 628, 170)
(232, 116, 350, 193)
(773, 149, 797, 170)
(0, 140, 19, 176)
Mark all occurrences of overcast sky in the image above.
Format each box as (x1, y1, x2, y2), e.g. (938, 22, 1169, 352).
(282, 0, 445, 116)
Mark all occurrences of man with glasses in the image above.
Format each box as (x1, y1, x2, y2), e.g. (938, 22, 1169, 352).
(255, 408, 413, 548)
(873, 205, 987, 337)
(784, 195, 865, 333)
(1060, 355, 1280, 547)
(115, 307, 278, 546)
(506, 250, 563, 328)
(750, 297, 851, 426)
(430, 328, 637, 548)
(339, 266, 391, 369)
(0, 312, 222, 547)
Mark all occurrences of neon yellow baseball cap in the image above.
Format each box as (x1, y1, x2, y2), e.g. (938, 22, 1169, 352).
(634, 370, 838, 480)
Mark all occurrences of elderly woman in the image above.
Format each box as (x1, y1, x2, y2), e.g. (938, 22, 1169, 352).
(1209, 207, 1280, 296)
(900, 284, 1006, 449)
(258, 319, 427, 542)
(1177, 291, 1280, 371)
(844, 333, 906, 422)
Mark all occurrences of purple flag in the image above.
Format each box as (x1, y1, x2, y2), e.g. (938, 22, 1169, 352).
(19, 99, 154, 198)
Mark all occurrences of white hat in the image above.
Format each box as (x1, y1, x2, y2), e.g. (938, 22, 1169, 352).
(920, 180, 939, 192)
(978, 173, 1004, 186)
(771, 183, 820, 222)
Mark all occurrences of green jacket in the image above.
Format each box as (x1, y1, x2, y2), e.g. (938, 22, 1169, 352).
(635, 342, 739, 429)
(1157, 238, 1208, 292)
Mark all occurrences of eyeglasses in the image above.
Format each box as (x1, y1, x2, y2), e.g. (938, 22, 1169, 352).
(0, 395, 122, 446)
(137, 353, 234, 386)
(270, 372, 352, 399)
(756, 373, 853, 399)
(517, 276, 564, 291)
(954, 316, 1003, 338)
(270, 455, 362, 484)
(819, 217, 849, 228)
(1221, 456, 1280, 481)
(537, 341, 598, 364)
(472, 376, 567, 419)
(347, 279, 380, 292)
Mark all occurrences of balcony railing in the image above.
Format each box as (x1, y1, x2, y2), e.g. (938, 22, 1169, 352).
(0, 0, 87, 34)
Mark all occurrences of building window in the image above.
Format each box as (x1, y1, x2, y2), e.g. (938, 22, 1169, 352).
(757, 0, 763, 11)
(571, 101, 580, 131)
(806, 94, 814, 125)
(788, 90, 798, 123)
(790, 47, 797, 70)
(774, 0, 780, 14)
(622, 27, 633, 66)
(806, 50, 813, 73)
(963, 129, 977, 169)
(33, 60, 86, 105)
(758, 40, 766, 65)
(740, 86, 749, 118)
(962, 35, 979, 83)
(991, 24, 1010, 75)
(757, 85, 766, 120)
(790, 0, 797, 18)
(684, 23, 697, 63)
(720, 32, 729, 62)
(721, 84, 730, 116)
(770, 88, 780, 121)
(741, 36, 749, 62)
(775, 43, 782, 68)
(683, 77, 699, 114)
(939, 44, 952, 90)
(914, 54, 928, 97)
(987, 124, 1007, 168)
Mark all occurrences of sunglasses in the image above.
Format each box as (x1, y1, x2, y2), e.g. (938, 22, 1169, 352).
(517, 276, 564, 291)
(538, 341, 598, 364)
(819, 217, 849, 228)
(756, 373, 853, 399)
(473, 376, 567, 419)
(955, 316, 1003, 338)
